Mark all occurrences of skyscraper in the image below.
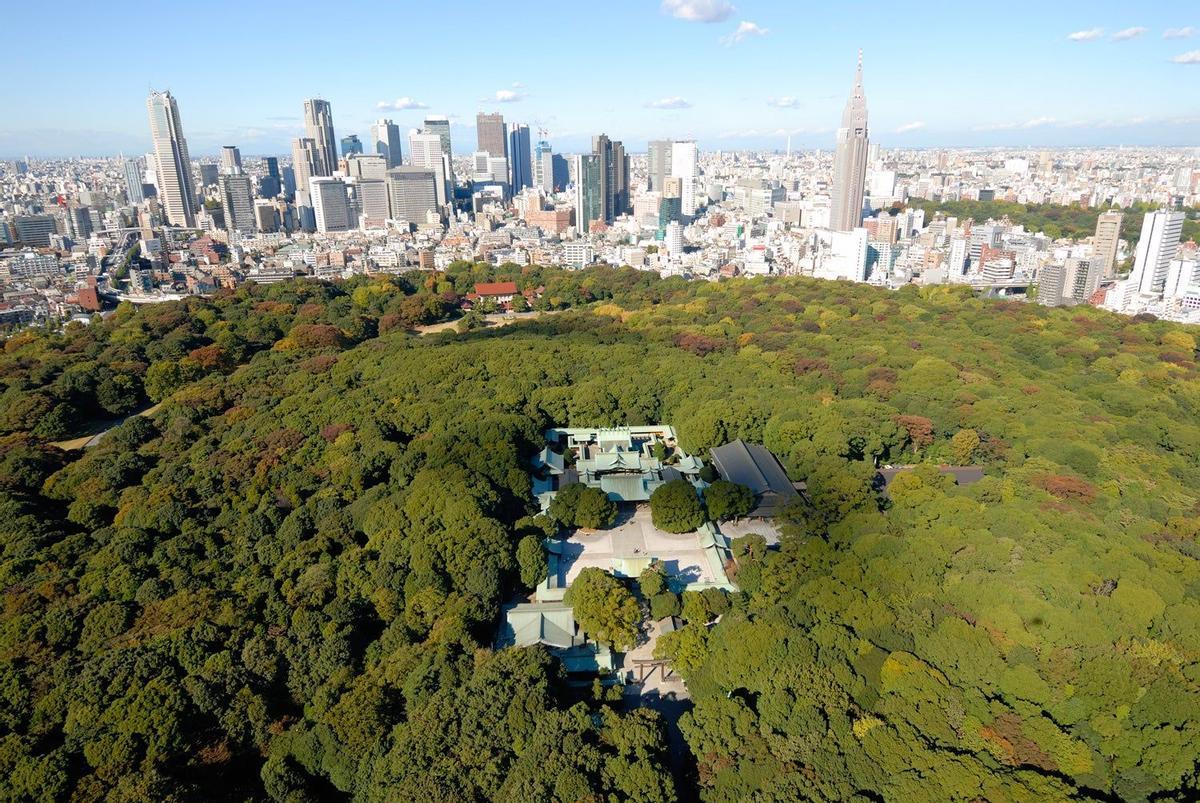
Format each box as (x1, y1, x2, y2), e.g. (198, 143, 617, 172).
(261, 157, 281, 198)
(341, 134, 363, 156)
(591, 134, 629, 224)
(386, 167, 439, 223)
(508, 124, 532, 193)
(291, 137, 321, 194)
(220, 173, 256, 233)
(476, 112, 507, 158)
(302, 98, 337, 177)
(1131, 210, 1186, 296)
(574, 154, 603, 232)
(370, 119, 403, 169)
(423, 116, 452, 159)
(647, 140, 671, 193)
(830, 52, 869, 232)
(1093, 211, 1123, 280)
(69, 206, 93, 240)
(199, 163, 219, 187)
(354, 179, 390, 228)
(669, 141, 697, 217)
(220, 146, 243, 175)
(122, 158, 145, 204)
(423, 116, 455, 188)
(408, 131, 451, 207)
(534, 140, 554, 193)
(310, 177, 352, 233)
(146, 90, 197, 227)
(346, 154, 388, 181)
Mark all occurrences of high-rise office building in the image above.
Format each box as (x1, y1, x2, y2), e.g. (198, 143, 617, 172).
(386, 167, 439, 223)
(261, 157, 281, 198)
(424, 116, 455, 189)
(1130, 210, 1186, 296)
(508, 124, 532, 193)
(341, 134, 363, 156)
(476, 112, 507, 158)
(254, 200, 280, 233)
(669, 140, 697, 217)
(14, 215, 58, 247)
(552, 154, 570, 190)
(591, 134, 629, 224)
(69, 207, 93, 240)
(291, 137, 321, 194)
(220, 173, 256, 233)
(574, 154, 603, 232)
(648, 140, 671, 193)
(147, 90, 197, 227)
(370, 119, 403, 169)
(1093, 211, 1123, 280)
(408, 131, 451, 207)
(1038, 263, 1067, 307)
(220, 146, 243, 175)
(199, 163, 219, 187)
(122, 158, 145, 204)
(302, 98, 337, 177)
(423, 116, 452, 158)
(534, 140, 554, 194)
(660, 176, 683, 229)
(310, 177, 352, 233)
(830, 52, 869, 232)
(346, 153, 388, 180)
(354, 179, 390, 227)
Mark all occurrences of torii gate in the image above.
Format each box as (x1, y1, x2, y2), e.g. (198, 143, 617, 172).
(631, 658, 675, 684)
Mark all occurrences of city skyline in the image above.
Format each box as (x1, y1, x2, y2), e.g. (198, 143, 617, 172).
(2, 0, 1199, 158)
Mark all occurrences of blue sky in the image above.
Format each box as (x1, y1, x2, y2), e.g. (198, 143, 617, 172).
(1, 0, 1197, 157)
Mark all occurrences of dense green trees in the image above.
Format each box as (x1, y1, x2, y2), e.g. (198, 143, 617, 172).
(903, 198, 1200, 247)
(703, 479, 755, 521)
(549, 482, 618, 530)
(649, 479, 706, 533)
(516, 535, 547, 588)
(3, 267, 1200, 800)
(563, 568, 641, 650)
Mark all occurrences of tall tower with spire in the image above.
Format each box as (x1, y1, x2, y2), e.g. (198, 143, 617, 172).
(830, 51, 869, 232)
(146, 90, 197, 228)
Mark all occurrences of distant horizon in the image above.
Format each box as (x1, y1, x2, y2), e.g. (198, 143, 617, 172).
(2, 0, 1198, 158)
(5, 143, 1200, 163)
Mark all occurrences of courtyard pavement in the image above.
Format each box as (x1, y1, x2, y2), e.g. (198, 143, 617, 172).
(558, 504, 718, 586)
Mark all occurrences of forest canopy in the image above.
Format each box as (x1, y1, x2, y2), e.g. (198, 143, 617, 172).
(2, 266, 1200, 801)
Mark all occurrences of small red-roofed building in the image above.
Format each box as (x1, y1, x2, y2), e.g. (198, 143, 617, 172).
(473, 281, 519, 304)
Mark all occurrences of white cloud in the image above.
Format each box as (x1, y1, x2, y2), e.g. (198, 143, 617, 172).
(1164, 27, 1195, 39)
(491, 89, 525, 102)
(972, 117, 1056, 132)
(1067, 28, 1104, 41)
(767, 96, 800, 108)
(661, 0, 734, 23)
(645, 96, 692, 109)
(376, 97, 428, 110)
(895, 121, 926, 134)
(1171, 50, 1200, 63)
(720, 20, 768, 46)
(1111, 26, 1147, 41)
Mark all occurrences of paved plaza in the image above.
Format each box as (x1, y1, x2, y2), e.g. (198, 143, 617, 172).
(557, 505, 719, 586)
(716, 517, 784, 546)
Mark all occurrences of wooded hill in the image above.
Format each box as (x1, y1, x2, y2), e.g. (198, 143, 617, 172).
(1, 266, 1198, 800)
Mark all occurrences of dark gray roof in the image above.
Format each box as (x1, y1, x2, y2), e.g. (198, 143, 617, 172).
(710, 439, 799, 517)
(877, 465, 985, 494)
